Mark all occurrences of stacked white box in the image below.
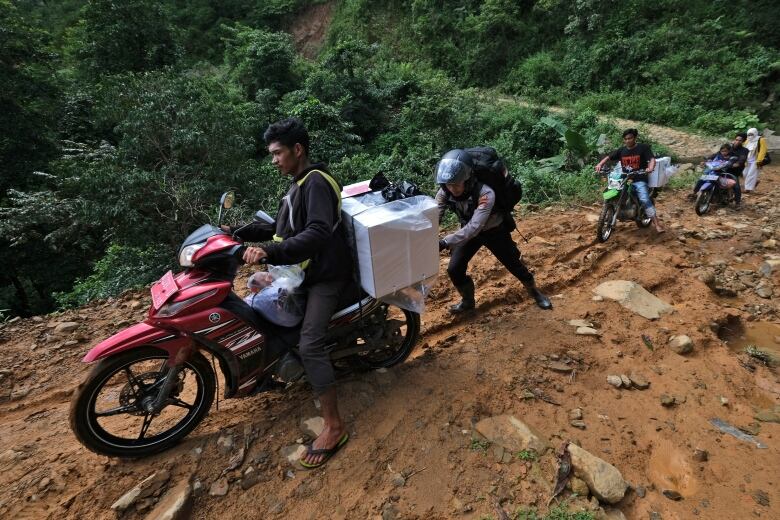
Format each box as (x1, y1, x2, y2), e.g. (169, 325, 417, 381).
(341, 195, 440, 298)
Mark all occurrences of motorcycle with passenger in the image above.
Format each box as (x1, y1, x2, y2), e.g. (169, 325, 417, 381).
(596, 166, 654, 242)
(70, 192, 420, 458)
(693, 159, 739, 215)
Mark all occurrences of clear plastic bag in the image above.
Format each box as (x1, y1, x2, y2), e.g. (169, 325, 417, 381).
(245, 265, 307, 327)
(378, 276, 436, 314)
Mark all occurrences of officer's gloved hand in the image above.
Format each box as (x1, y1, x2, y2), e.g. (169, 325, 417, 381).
(439, 239, 448, 252)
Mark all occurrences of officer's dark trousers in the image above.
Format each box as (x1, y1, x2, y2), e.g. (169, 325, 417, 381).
(299, 279, 347, 395)
(447, 225, 534, 287)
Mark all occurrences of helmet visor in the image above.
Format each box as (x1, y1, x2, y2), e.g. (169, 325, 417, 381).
(436, 158, 471, 184)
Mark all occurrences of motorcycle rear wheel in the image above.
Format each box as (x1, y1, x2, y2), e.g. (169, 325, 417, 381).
(349, 305, 420, 369)
(70, 346, 215, 458)
(596, 203, 616, 243)
(695, 190, 713, 216)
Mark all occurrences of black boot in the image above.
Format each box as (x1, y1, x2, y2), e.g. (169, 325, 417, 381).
(523, 281, 552, 310)
(449, 278, 475, 314)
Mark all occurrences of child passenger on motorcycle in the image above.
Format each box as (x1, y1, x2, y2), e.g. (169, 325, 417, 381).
(693, 143, 741, 207)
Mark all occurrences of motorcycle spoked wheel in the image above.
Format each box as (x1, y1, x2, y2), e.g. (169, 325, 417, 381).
(596, 203, 617, 243)
(695, 190, 714, 216)
(70, 346, 215, 458)
(345, 305, 420, 370)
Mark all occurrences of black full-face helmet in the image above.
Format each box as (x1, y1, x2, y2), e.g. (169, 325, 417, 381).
(435, 149, 473, 185)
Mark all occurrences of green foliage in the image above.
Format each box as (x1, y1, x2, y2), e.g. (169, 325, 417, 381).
(55, 243, 172, 307)
(0, 0, 60, 195)
(0, 188, 98, 316)
(515, 449, 537, 461)
(470, 438, 490, 452)
(73, 69, 270, 246)
(513, 503, 595, 520)
(223, 25, 299, 100)
(70, 0, 178, 77)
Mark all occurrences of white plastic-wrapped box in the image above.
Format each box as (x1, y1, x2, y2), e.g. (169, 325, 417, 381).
(648, 156, 673, 188)
(341, 194, 440, 299)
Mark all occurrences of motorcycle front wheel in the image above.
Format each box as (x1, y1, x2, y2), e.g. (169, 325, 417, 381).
(695, 190, 713, 216)
(596, 203, 616, 243)
(70, 346, 215, 458)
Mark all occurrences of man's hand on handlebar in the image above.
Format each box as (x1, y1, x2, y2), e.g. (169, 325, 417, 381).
(243, 246, 268, 264)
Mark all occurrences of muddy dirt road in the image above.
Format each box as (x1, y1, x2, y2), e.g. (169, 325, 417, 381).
(1, 167, 779, 520)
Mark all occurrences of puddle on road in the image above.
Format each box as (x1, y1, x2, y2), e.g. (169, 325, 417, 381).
(718, 320, 780, 408)
(719, 320, 780, 356)
(648, 439, 699, 497)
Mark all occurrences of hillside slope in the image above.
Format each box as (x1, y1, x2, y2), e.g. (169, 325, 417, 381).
(2, 160, 779, 519)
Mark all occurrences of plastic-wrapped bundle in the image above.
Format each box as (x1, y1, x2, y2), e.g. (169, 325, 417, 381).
(244, 265, 306, 327)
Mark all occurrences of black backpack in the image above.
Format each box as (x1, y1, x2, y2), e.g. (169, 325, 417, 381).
(464, 146, 523, 230)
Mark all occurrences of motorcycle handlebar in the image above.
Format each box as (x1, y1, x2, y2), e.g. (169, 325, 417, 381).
(233, 245, 268, 264)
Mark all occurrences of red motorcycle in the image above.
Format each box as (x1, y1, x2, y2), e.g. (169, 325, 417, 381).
(70, 192, 420, 458)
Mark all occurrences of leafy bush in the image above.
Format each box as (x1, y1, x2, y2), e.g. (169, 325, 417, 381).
(55, 243, 173, 307)
(223, 25, 299, 100)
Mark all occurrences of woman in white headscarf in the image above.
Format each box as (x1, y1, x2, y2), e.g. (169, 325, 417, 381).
(743, 128, 768, 192)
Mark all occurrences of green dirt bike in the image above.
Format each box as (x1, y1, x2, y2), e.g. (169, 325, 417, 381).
(596, 166, 654, 243)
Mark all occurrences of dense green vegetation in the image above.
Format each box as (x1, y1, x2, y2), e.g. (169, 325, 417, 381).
(1, 0, 776, 318)
(330, 0, 779, 134)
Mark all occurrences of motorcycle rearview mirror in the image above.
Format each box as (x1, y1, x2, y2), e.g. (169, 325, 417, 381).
(254, 210, 275, 225)
(217, 191, 236, 227)
(220, 191, 235, 210)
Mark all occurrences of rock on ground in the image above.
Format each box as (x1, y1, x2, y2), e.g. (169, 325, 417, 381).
(593, 281, 674, 320)
(669, 335, 694, 355)
(281, 444, 307, 465)
(567, 443, 628, 504)
(144, 480, 192, 520)
(300, 416, 324, 438)
(111, 470, 171, 512)
(53, 322, 79, 334)
(473, 415, 549, 454)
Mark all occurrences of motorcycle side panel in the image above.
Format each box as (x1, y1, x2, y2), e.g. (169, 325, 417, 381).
(603, 189, 619, 200)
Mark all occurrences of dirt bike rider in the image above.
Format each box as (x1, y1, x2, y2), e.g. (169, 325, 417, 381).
(595, 128, 663, 233)
(693, 143, 742, 207)
(435, 149, 552, 313)
(229, 118, 352, 469)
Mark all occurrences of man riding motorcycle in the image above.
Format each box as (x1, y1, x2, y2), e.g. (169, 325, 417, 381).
(595, 129, 663, 233)
(230, 118, 352, 468)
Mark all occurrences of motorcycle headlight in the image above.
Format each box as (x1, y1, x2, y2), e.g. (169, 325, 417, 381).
(179, 243, 206, 267)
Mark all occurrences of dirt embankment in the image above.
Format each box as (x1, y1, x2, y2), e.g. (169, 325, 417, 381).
(1, 166, 779, 520)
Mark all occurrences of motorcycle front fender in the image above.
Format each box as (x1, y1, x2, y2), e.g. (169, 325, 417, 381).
(82, 322, 191, 363)
(698, 182, 713, 193)
(603, 189, 619, 200)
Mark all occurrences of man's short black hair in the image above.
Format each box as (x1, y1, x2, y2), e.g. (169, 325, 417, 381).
(736, 132, 747, 140)
(720, 143, 733, 152)
(264, 117, 310, 156)
(622, 128, 639, 138)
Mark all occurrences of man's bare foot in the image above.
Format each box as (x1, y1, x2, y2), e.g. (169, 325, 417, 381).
(302, 423, 346, 466)
(653, 217, 664, 233)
